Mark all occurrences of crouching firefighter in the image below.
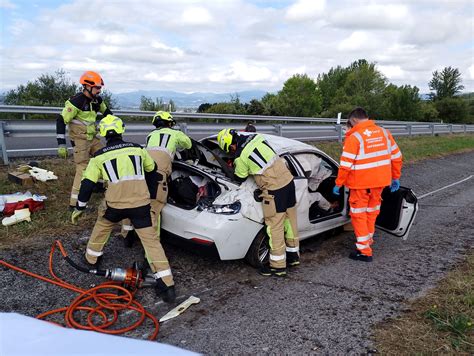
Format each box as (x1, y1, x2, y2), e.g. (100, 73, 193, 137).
(70, 114, 176, 302)
(121, 111, 192, 245)
(217, 129, 299, 277)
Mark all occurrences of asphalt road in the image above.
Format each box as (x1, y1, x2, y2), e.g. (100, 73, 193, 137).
(1, 151, 473, 354)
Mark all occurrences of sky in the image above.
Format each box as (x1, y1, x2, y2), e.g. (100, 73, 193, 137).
(0, 0, 473, 95)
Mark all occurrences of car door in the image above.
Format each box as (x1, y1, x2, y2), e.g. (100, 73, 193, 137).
(375, 186, 418, 240)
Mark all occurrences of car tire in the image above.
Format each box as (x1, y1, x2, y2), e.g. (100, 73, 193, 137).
(245, 228, 270, 268)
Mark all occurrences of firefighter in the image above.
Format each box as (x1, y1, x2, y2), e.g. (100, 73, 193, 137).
(70, 114, 176, 302)
(217, 129, 299, 277)
(333, 107, 402, 262)
(121, 111, 192, 246)
(57, 71, 112, 208)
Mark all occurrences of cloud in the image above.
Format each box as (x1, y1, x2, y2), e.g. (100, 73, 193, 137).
(285, 0, 326, 22)
(330, 4, 411, 30)
(0, 0, 473, 94)
(181, 6, 214, 26)
(338, 31, 376, 52)
(0, 0, 16, 9)
(468, 64, 474, 80)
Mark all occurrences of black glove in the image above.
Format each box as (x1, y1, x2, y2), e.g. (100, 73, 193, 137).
(254, 189, 263, 202)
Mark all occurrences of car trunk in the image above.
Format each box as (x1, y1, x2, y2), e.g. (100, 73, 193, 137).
(167, 162, 221, 210)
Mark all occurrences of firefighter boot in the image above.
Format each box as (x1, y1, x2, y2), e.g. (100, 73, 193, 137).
(259, 265, 287, 277)
(349, 251, 373, 262)
(155, 278, 176, 303)
(83, 254, 103, 269)
(286, 252, 300, 267)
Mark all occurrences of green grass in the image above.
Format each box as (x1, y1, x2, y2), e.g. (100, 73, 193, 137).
(0, 158, 102, 248)
(375, 253, 474, 354)
(312, 133, 474, 163)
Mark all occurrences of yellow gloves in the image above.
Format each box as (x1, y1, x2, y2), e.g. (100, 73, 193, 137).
(71, 208, 84, 225)
(58, 145, 68, 159)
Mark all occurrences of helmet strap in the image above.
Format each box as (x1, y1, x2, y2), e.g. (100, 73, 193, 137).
(83, 85, 97, 99)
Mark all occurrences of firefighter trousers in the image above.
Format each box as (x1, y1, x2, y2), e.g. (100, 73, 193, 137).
(85, 203, 174, 287)
(348, 187, 384, 257)
(70, 137, 103, 207)
(262, 181, 299, 269)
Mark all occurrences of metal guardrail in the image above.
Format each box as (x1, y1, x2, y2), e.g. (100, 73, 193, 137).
(0, 105, 473, 164)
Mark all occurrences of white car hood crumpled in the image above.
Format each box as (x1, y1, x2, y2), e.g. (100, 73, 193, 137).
(213, 178, 264, 224)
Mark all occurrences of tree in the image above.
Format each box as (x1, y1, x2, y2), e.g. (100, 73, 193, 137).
(139, 96, 176, 112)
(197, 103, 212, 113)
(261, 93, 280, 116)
(429, 66, 464, 100)
(316, 65, 350, 112)
(4, 69, 116, 109)
(246, 99, 265, 115)
(276, 74, 322, 117)
(381, 84, 423, 121)
(434, 97, 469, 123)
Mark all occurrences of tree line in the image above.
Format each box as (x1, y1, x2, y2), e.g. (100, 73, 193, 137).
(2, 61, 473, 123)
(198, 60, 472, 124)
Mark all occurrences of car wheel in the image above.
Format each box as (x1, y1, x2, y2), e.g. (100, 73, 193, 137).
(245, 228, 270, 268)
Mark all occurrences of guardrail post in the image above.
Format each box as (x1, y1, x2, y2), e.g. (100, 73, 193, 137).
(449, 124, 453, 134)
(0, 121, 9, 165)
(464, 125, 467, 134)
(274, 124, 283, 136)
(431, 124, 435, 136)
(407, 124, 412, 137)
(336, 124, 343, 143)
(180, 122, 188, 135)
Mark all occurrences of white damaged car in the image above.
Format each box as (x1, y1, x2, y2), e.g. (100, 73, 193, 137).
(160, 134, 418, 266)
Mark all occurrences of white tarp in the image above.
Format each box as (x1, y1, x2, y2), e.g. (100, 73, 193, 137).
(0, 312, 197, 356)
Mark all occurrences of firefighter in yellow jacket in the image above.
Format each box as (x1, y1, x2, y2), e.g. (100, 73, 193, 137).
(217, 129, 299, 277)
(57, 71, 112, 208)
(71, 114, 176, 302)
(121, 111, 192, 245)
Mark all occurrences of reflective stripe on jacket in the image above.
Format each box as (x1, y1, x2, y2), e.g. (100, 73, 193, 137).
(335, 120, 402, 189)
(81, 139, 156, 209)
(234, 134, 278, 178)
(146, 127, 192, 159)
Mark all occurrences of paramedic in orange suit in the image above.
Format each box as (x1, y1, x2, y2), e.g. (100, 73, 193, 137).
(333, 107, 402, 262)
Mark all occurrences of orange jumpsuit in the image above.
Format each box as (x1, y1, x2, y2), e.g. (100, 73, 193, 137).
(335, 120, 402, 256)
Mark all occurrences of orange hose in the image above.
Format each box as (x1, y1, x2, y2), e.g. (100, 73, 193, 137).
(0, 240, 159, 340)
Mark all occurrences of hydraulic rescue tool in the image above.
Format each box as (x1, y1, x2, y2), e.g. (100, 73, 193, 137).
(64, 251, 158, 291)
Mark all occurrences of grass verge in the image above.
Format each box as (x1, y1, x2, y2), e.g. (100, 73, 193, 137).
(0, 158, 102, 249)
(374, 252, 474, 354)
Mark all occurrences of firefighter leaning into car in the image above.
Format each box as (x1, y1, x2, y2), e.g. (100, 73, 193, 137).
(56, 71, 112, 208)
(333, 107, 402, 262)
(70, 114, 176, 303)
(217, 129, 299, 277)
(121, 111, 192, 245)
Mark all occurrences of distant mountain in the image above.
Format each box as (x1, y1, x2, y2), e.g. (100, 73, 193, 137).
(113, 90, 268, 109)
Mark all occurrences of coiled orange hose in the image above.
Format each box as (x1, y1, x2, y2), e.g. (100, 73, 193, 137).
(0, 240, 159, 340)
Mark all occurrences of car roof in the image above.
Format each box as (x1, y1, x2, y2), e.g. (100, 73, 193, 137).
(260, 134, 321, 155)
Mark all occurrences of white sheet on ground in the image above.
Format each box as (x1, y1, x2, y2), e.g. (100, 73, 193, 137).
(0, 312, 197, 356)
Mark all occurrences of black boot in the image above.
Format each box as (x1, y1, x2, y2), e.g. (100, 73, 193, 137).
(123, 230, 138, 248)
(155, 278, 176, 303)
(286, 252, 300, 267)
(259, 265, 287, 277)
(83, 254, 103, 269)
(349, 251, 373, 262)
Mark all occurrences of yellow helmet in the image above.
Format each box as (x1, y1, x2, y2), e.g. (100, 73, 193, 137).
(99, 115, 125, 137)
(217, 128, 235, 152)
(152, 111, 176, 127)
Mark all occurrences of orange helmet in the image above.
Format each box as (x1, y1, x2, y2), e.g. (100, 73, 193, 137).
(79, 71, 104, 87)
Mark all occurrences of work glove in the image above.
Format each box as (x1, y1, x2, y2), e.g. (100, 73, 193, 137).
(71, 208, 84, 225)
(332, 185, 341, 196)
(58, 145, 68, 159)
(390, 179, 400, 193)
